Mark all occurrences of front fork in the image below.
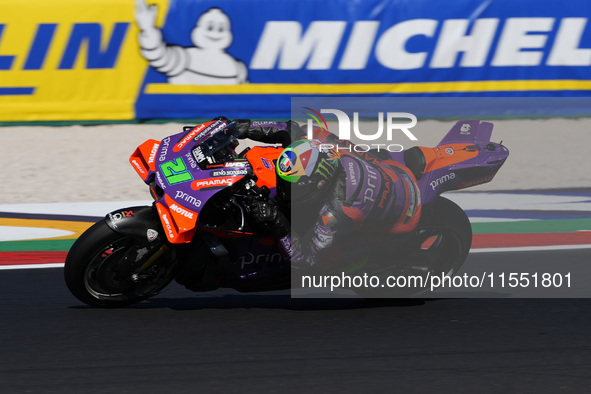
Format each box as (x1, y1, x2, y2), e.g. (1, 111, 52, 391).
(105, 205, 174, 282)
(131, 244, 171, 283)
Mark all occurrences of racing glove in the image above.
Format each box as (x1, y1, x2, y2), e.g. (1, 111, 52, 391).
(243, 197, 291, 257)
(244, 198, 279, 224)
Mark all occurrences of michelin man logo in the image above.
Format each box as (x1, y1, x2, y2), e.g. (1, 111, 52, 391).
(135, 0, 248, 85)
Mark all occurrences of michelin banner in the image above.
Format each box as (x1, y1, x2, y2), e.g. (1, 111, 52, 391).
(1, 0, 590, 121)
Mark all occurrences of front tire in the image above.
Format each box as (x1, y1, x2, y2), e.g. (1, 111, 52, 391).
(64, 219, 177, 308)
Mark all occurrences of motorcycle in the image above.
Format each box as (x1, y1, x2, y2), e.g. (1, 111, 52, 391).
(64, 118, 509, 307)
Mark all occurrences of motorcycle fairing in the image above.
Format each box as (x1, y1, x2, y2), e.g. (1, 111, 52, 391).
(244, 146, 283, 195)
(129, 139, 161, 182)
(129, 123, 248, 244)
(406, 120, 509, 204)
(438, 119, 493, 146)
(216, 235, 290, 292)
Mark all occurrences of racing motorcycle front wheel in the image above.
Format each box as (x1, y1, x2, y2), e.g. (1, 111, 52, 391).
(64, 219, 177, 308)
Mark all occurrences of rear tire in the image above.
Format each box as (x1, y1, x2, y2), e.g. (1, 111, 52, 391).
(412, 196, 472, 277)
(355, 196, 472, 298)
(64, 219, 177, 308)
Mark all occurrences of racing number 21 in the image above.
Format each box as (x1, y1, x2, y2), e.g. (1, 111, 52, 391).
(160, 158, 193, 185)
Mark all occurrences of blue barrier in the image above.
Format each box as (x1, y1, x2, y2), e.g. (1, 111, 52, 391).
(135, 0, 591, 119)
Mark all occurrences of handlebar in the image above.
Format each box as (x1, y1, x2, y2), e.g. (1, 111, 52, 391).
(193, 121, 244, 169)
(200, 121, 242, 157)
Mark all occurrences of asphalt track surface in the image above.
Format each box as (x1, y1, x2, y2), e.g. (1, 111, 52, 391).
(1, 249, 591, 393)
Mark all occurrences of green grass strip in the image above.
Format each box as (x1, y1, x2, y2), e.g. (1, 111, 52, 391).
(472, 218, 591, 235)
(0, 239, 75, 252)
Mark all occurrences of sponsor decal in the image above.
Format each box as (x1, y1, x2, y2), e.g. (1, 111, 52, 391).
(177, 119, 230, 154)
(156, 171, 166, 189)
(161, 213, 175, 239)
(210, 168, 249, 177)
(430, 172, 456, 190)
(250, 121, 285, 128)
(147, 229, 158, 242)
(148, 142, 160, 165)
(175, 190, 202, 208)
(195, 119, 228, 142)
(261, 157, 275, 170)
(108, 210, 134, 229)
(192, 146, 206, 163)
(169, 203, 194, 219)
(191, 177, 236, 190)
(363, 161, 380, 203)
(174, 122, 209, 152)
(159, 137, 170, 162)
(347, 161, 357, 186)
(130, 158, 146, 176)
(315, 158, 337, 182)
(460, 124, 471, 135)
(224, 161, 250, 168)
(185, 152, 197, 169)
(238, 252, 283, 269)
(279, 235, 293, 258)
(445, 147, 454, 155)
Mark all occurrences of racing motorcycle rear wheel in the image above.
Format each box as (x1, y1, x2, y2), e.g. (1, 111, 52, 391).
(411, 196, 472, 277)
(64, 219, 177, 308)
(355, 196, 472, 298)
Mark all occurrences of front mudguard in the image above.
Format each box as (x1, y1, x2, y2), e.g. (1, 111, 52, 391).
(104, 205, 165, 244)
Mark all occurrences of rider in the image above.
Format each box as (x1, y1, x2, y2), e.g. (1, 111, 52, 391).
(232, 119, 422, 272)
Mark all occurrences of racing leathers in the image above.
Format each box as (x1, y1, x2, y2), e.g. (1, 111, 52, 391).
(237, 120, 422, 271)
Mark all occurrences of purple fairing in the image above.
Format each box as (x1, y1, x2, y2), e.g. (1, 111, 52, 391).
(135, 121, 240, 214)
(392, 120, 509, 205)
(149, 129, 247, 215)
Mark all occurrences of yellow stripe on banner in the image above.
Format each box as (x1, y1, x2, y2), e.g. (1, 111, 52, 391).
(0, 219, 92, 241)
(145, 80, 591, 95)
